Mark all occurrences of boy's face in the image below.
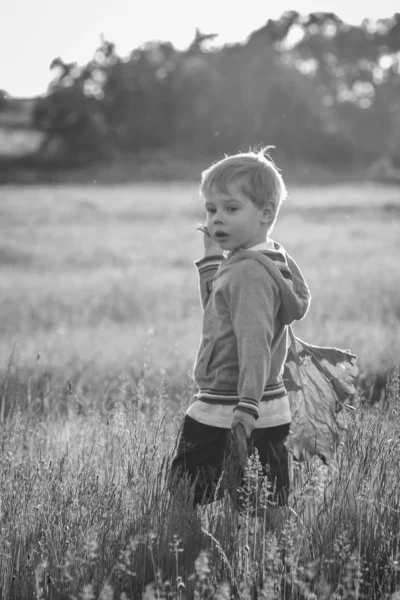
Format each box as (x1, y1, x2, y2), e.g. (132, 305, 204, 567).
(204, 181, 270, 252)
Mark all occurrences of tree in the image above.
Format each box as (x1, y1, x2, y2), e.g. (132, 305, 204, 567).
(0, 89, 10, 111)
(30, 13, 400, 167)
(277, 12, 400, 162)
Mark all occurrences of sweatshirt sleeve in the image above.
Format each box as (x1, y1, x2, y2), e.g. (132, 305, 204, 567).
(194, 255, 224, 310)
(227, 262, 278, 419)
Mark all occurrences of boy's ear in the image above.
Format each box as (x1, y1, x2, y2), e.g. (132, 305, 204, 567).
(261, 204, 274, 224)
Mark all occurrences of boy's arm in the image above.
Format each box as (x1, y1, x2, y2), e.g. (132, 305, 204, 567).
(194, 255, 224, 309)
(194, 225, 224, 310)
(227, 262, 277, 421)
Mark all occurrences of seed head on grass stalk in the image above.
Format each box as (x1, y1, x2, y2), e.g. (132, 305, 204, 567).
(235, 449, 270, 590)
(169, 534, 185, 598)
(258, 475, 275, 589)
(147, 531, 158, 561)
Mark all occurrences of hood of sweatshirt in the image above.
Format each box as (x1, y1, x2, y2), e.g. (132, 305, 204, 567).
(226, 242, 311, 325)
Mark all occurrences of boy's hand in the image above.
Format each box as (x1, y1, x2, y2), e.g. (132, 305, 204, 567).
(231, 409, 256, 440)
(196, 224, 223, 257)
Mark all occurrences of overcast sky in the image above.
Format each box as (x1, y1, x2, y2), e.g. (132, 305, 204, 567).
(1, 0, 399, 97)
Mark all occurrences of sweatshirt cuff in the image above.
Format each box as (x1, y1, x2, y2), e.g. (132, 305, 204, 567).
(194, 255, 224, 274)
(234, 401, 259, 420)
(194, 254, 224, 266)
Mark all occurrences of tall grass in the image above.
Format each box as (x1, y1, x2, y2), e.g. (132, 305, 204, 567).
(1, 182, 400, 598)
(1, 367, 400, 599)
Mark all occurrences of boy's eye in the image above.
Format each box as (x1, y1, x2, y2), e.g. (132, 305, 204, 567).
(205, 206, 238, 214)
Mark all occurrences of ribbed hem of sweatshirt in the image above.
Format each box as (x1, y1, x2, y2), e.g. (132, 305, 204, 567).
(195, 383, 287, 420)
(195, 382, 286, 404)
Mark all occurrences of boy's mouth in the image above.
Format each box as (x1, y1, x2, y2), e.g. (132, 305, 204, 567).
(214, 231, 229, 240)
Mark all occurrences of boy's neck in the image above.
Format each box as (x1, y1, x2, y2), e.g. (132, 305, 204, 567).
(243, 236, 271, 249)
(225, 237, 273, 258)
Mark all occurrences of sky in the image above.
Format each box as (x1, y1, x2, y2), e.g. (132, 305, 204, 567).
(1, 0, 399, 97)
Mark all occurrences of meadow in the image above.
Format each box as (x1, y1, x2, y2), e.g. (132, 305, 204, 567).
(1, 181, 400, 599)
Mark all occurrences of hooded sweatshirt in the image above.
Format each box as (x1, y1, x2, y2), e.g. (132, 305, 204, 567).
(186, 240, 311, 429)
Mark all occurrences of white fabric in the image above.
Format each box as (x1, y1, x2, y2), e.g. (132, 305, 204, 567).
(186, 395, 291, 429)
(223, 238, 272, 257)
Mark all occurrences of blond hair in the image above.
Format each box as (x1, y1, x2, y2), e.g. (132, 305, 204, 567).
(200, 147, 287, 231)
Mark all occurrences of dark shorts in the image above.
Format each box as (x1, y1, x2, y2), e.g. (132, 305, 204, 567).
(169, 416, 290, 508)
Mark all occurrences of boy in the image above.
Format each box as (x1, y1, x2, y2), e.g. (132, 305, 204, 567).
(170, 148, 311, 516)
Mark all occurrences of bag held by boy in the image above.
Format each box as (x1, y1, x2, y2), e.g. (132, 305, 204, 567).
(284, 327, 358, 464)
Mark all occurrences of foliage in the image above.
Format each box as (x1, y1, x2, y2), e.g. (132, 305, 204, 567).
(29, 13, 400, 167)
(0, 89, 10, 111)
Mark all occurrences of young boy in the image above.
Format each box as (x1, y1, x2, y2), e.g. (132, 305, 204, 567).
(170, 148, 311, 514)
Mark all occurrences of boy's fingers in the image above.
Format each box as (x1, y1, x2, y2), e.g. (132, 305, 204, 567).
(196, 224, 210, 236)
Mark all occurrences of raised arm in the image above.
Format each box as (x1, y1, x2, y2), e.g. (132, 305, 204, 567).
(194, 255, 224, 309)
(194, 224, 224, 310)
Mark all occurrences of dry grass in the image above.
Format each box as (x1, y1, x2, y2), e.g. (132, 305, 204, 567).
(1, 181, 400, 598)
(1, 369, 400, 598)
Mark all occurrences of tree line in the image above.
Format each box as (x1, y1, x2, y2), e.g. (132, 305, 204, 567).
(22, 12, 400, 167)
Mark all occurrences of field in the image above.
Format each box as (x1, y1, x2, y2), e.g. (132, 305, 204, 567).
(1, 182, 400, 599)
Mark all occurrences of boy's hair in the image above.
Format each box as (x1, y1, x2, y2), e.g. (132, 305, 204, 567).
(200, 147, 287, 231)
